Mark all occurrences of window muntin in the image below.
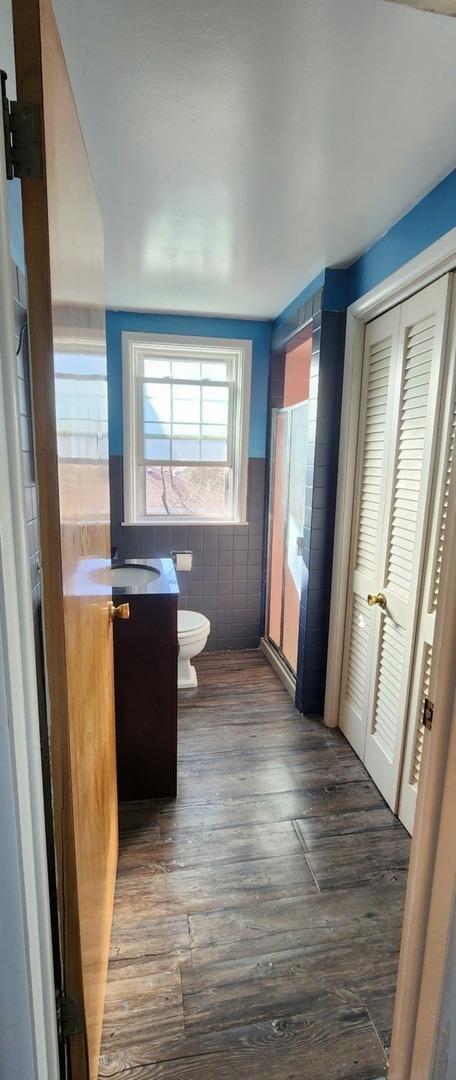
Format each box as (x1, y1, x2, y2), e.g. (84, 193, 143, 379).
(123, 335, 251, 523)
(140, 374, 232, 465)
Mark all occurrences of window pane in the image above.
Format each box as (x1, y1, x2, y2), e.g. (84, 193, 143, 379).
(144, 465, 231, 518)
(173, 383, 200, 400)
(202, 385, 229, 426)
(202, 398, 228, 426)
(203, 384, 229, 401)
(143, 383, 171, 423)
(55, 351, 106, 378)
(55, 375, 108, 460)
(172, 360, 201, 381)
(172, 438, 200, 461)
(143, 357, 170, 378)
(201, 423, 226, 438)
(172, 383, 201, 424)
(201, 362, 229, 381)
(201, 440, 227, 462)
(144, 438, 170, 460)
(144, 421, 171, 437)
(172, 422, 200, 437)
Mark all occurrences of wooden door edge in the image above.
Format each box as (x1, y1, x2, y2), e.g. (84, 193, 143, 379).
(389, 315, 456, 1077)
(11, 0, 89, 1075)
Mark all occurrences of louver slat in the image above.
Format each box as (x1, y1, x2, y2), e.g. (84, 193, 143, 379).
(345, 597, 370, 713)
(386, 318, 435, 602)
(355, 336, 392, 578)
(372, 618, 406, 762)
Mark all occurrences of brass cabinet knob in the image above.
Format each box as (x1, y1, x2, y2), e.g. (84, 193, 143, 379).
(108, 601, 130, 621)
(367, 592, 386, 609)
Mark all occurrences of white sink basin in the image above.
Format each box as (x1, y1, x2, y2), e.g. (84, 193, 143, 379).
(111, 565, 160, 587)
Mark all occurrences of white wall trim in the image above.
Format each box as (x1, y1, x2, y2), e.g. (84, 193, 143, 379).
(324, 228, 456, 728)
(0, 151, 59, 1077)
(121, 331, 252, 526)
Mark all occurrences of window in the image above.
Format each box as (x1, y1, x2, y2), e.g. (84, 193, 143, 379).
(122, 333, 252, 523)
(54, 350, 108, 462)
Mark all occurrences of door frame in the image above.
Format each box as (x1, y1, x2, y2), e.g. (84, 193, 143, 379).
(261, 406, 297, 698)
(262, 400, 308, 694)
(324, 225, 456, 1077)
(0, 135, 59, 1077)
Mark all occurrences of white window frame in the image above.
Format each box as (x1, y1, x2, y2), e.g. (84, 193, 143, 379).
(122, 332, 252, 525)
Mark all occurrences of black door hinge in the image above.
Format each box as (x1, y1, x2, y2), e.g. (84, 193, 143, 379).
(56, 992, 84, 1041)
(1, 69, 43, 180)
(423, 696, 434, 732)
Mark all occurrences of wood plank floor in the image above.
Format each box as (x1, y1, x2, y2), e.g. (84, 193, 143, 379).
(99, 650, 410, 1080)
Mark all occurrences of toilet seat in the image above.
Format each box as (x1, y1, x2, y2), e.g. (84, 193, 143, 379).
(178, 610, 210, 641)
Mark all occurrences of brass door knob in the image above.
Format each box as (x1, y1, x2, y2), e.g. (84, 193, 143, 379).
(108, 601, 130, 621)
(367, 592, 386, 609)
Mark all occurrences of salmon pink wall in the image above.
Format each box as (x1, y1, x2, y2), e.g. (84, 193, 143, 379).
(283, 335, 311, 406)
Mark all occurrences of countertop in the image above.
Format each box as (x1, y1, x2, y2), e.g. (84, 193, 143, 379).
(112, 557, 180, 597)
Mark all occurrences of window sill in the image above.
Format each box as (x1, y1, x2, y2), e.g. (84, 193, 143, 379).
(122, 519, 250, 527)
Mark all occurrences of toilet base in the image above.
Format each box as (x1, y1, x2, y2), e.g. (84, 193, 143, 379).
(178, 657, 198, 689)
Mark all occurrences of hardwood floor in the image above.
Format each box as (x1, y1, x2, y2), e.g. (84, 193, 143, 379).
(99, 650, 410, 1079)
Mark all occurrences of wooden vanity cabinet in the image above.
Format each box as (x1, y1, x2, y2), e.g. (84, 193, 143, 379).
(113, 592, 178, 800)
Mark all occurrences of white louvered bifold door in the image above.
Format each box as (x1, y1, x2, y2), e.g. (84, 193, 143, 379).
(339, 306, 401, 758)
(398, 321, 456, 833)
(340, 275, 452, 810)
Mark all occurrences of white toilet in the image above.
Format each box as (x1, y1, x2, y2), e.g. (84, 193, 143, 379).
(177, 610, 211, 689)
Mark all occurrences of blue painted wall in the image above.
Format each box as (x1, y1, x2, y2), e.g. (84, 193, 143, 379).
(106, 311, 272, 459)
(346, 168, 456, 305)
(274, 166, 456, 323)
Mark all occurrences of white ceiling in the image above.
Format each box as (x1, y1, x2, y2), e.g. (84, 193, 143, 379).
(50, 0, 456, 318)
